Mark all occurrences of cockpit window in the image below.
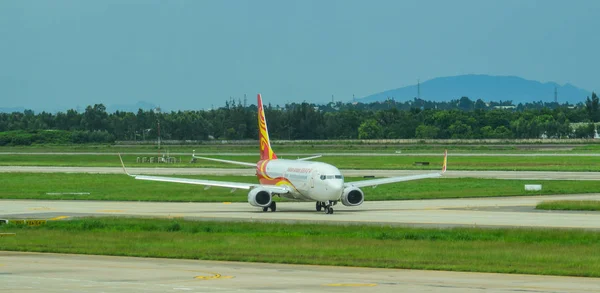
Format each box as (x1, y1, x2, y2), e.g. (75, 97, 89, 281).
(320, 174, 344, 180)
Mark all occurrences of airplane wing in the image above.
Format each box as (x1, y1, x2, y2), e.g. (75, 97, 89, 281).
(118, 154, 287, 193)
(192, 154, 256, 167)
(344, 172, 442, 188)
(132, 175, 290, 193)
(344, 150, 447, 188)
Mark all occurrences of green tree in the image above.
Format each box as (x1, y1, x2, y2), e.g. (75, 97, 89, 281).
(585, 92, 600, 122)
(574, 123, 596, 138)
(358, 119, 383, 139)
(457, 96, 474, 111)
(415, 124, 439, 139)
(448, 121, 472, 139)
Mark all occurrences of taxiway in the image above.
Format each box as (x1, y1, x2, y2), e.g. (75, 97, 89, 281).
(1, 252, 599, 293)
(2, 194, 600, 229)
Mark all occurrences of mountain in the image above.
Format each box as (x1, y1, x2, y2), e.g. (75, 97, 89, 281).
(360, 74, 592, 104)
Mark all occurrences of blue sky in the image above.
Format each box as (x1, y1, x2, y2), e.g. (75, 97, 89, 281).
(1, 0, 598, 111)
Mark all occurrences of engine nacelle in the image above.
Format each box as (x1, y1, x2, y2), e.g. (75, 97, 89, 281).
(248, 188, 272, 207)
(341, 186, 364, 206)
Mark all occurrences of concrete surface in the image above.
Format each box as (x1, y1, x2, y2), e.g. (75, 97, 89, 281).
(1, 252, 599, 293)
(2, 194, 600, 229)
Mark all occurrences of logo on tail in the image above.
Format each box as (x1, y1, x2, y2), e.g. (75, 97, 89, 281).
(257, 94, 277, 160)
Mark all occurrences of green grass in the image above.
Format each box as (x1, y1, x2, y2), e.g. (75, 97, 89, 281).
(1, 218, 599, 277)
(0, 173, 597, 202)
(3, 153, 600, 171)
(1, 141, 599, 154)
(536, 200, 600, 211)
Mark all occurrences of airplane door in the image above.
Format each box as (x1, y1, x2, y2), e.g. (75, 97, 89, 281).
(311, 171, 317, 188)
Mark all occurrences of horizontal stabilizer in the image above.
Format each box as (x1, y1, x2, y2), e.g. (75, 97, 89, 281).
(296, 155, 322, 161)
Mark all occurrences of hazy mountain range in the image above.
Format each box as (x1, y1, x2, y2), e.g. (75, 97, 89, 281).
(1, 74, 594, 113)
(360, 74, 592, 104)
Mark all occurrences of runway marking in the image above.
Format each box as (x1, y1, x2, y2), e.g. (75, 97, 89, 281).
(49, 216, 69, 220)
(29, 207, 53, 211)
(324, 283, 377, 287)
(9, 220, 47, 226)
(96, 210, 124, 213)
(0, 233, 16, 237)
(222, 202, 232, 204)
(165, 215, 183, 219)
(194, 273, 233, 280)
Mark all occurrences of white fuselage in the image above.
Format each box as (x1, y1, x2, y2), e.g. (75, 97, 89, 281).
(257, 159, 344, 202)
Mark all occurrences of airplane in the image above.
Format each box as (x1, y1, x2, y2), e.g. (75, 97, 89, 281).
(120, 94, 447, 214)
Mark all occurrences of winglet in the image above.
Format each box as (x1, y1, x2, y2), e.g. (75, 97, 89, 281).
(118, 153, 133, 177)
(441, 149, 448, 174)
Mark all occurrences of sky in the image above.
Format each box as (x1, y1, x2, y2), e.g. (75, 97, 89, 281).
(1, 0, 598, 112)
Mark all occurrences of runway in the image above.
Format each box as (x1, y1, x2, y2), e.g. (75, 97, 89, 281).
(1, 252, 599, 293)
(2, 166, 600, 180)
(3, 194, 600, 229)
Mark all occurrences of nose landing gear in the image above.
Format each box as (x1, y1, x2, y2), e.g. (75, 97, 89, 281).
(316, 201, 335, 214)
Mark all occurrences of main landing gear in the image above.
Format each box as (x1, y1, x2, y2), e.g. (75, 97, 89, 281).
(316, 201, 335, 214)
(262, 201, 276, 212)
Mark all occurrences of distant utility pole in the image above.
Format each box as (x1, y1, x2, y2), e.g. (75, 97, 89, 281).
(244, 94, 247, 107)
(417, 79, 421, 100)
(554, 87, 558, 103)
(157, 121, 161, 151)
(331, 95, 334, 104)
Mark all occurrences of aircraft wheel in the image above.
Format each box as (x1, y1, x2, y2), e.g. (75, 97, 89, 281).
(262, 206, 269, 212)
(327, 207, 334, 214)
(270, 201, 277, 212)
(316, 202, 322, 211)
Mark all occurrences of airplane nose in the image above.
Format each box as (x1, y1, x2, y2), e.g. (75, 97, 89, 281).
(327, 181, 344, 198)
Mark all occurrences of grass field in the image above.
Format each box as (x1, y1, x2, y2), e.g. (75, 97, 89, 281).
(0, 173, 596, 202)
(2, 153, 600, 171)
(536, 200, 600, 211)
(1, 218, 599, 277)
(0, 141, 598, 154)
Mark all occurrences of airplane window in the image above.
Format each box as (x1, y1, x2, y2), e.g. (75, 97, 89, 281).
(335, 175, 343, 179)
(326, 175, 334, 179)
(320, 175, 326, 180)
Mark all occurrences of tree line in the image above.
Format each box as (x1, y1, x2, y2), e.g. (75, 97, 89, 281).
(0, 93, 598, 145)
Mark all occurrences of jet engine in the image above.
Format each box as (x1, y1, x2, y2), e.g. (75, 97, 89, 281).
(341, 186, 364, 206)
(248, 188, 272, 207)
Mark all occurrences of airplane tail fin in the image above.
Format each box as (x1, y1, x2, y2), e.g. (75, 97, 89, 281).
(257, 94, 277, 160)
(441, 149, 448, 174)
